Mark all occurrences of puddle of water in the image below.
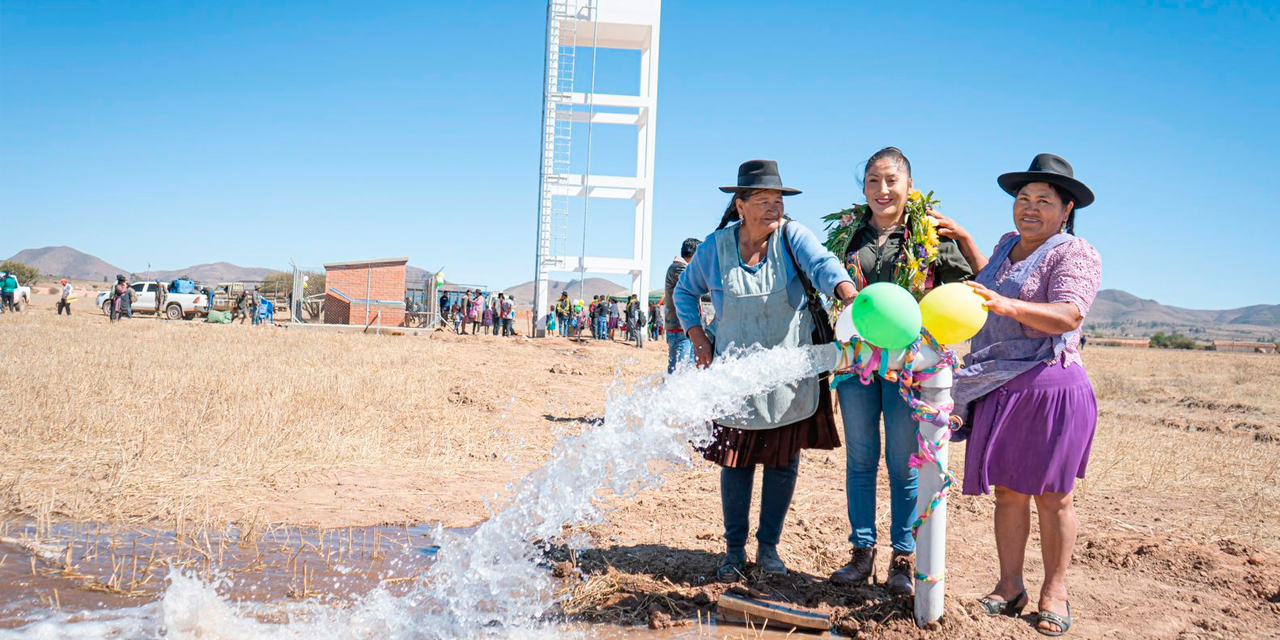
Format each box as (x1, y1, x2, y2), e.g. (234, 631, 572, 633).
(0, 345, 838, 638)
(0, 519, 443, 630)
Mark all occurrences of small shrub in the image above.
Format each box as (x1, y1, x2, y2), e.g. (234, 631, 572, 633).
(0, 260, 39, 284)
(1149, 331, 1198, 350)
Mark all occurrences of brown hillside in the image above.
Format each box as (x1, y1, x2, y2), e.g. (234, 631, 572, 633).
(135, 262, 277, 283)
(7, 246, 125, 282)
(1087, 289, 1279, 340)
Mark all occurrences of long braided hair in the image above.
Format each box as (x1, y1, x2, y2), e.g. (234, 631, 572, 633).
(716, 189, 758, 230)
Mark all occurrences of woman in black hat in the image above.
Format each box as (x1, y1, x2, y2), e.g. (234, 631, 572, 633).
(940, 153, 1101, 636)
(672, 160, 857, 581)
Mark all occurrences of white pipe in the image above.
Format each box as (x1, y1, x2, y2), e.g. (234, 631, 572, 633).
(814, 341, 953, 627)
(913, 365, 952, 627)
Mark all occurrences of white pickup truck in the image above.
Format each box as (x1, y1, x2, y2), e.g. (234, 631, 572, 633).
(2, 277, 31, 312)
(97, 282, 208, 320)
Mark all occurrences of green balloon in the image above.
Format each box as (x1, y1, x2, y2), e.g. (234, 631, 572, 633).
(851, 282, 923, 349)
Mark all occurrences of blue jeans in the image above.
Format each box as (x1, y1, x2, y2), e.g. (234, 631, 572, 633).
(666, 332, 692, 373)
(595, 317, 608, 339)
(558, 314, 569, 337)
(836, 376, 919, 553)
(720, 455, 799, 550)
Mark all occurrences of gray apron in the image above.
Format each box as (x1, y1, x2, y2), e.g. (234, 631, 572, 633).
(711, 223, 818, 430)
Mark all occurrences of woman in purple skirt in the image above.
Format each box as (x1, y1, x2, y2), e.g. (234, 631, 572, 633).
(939, 153, 1101, 636)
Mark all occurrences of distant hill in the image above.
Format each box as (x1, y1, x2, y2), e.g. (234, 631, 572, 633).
(502, 278, 628, 307)
(135, 262, 277, 283)
(6, 246, 279, 284)
(1087, 289, 1280, 341)
(7, 246, 125, 282)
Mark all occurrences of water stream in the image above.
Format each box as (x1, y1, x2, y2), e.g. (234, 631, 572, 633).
(2, 345, 837, 639)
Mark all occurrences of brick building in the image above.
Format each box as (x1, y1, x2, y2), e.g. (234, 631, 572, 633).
(323, 257, 408, 327)
(1090, 338, 1151, 348)
(1211, 340, 1278, 354)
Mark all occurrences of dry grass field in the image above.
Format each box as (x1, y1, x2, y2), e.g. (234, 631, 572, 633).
(0, 291, 658, 531)
(1, 290, 1278, 638)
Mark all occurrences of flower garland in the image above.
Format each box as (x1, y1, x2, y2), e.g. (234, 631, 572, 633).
(822, 190, 943, 299)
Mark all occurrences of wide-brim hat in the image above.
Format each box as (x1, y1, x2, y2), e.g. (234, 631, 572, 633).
(719, 159, 801, 195)
(997, 153, 1094, 209)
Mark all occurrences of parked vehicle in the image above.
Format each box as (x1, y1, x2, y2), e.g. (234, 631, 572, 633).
(3, 278, 31, 312)
(97, 282, 207, 320)
(208, 282, 288, 317)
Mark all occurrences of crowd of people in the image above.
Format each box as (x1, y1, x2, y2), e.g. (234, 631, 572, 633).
(549, 291, 653, 347)
(667, 154, 1099, 636)
(438, 289, 516, 337)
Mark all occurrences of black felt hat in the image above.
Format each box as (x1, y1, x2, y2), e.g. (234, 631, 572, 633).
(719, 159, 801, 195)
(997, 153, 1094, 209)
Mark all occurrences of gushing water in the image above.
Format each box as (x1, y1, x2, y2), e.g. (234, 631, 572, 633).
(3, 344, 838, 639)
(420, 343, 837, 634)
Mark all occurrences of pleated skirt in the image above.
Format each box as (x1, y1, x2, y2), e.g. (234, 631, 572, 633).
(700, 373, 842, 469)
(962, 362, 1098, 496)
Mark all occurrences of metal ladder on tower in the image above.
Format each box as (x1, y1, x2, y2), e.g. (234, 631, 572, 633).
(541, 0, 578, 269)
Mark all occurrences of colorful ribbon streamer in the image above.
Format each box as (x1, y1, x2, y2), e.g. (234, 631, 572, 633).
(830, 329, 961, 584)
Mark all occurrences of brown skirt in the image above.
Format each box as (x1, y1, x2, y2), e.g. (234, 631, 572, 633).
(700, 373, 842, 469)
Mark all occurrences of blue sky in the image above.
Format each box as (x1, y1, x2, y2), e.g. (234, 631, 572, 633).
(2, 1, 1277, 309)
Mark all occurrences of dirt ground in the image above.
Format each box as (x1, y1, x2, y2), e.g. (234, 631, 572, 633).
(2, 287, 1279, 638)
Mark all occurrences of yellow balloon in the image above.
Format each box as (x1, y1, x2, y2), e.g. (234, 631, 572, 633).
(920, 283, 989, 344)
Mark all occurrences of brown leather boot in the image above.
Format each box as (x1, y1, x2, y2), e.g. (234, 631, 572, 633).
(829, 546, 876, 585)
(886, 551, 915, 596)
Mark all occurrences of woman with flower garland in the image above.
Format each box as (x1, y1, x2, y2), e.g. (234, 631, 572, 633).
(825, 147, 973, 595)
(939, 154, 1099, 636)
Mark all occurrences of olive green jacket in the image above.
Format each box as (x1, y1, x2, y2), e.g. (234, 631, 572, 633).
(845, 218, 973, 290)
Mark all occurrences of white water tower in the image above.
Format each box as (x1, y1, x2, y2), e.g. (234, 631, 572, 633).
(532, 0, 661, 336)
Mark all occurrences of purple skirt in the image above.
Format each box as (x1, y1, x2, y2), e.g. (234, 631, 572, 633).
(962, 362, 1097, 496)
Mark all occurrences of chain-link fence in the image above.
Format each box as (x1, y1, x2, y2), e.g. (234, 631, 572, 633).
(404, 276, 440, 329)
(318, 259, 410, 328)
(284, 265, 327, 323)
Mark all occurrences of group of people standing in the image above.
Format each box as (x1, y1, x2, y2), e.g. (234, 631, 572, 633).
(670, 152, 1101, 636)
(553, 292, 648, 347)
(232, 286, 271, 325)
(440, 289, 515, 337)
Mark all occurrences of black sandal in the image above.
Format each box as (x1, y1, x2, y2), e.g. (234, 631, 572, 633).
(1036, 601, 1072, 636)
(978, 589, 1028, 617)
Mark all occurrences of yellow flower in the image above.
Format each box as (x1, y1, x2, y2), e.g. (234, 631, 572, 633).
(908, 190, 923, 203)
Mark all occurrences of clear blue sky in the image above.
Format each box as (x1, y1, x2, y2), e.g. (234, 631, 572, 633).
(2, 1, 1277, 309)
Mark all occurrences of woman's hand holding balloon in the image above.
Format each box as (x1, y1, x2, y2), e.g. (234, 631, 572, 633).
(966, 281, 1020, 317)
(920, 282, 988, 344)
